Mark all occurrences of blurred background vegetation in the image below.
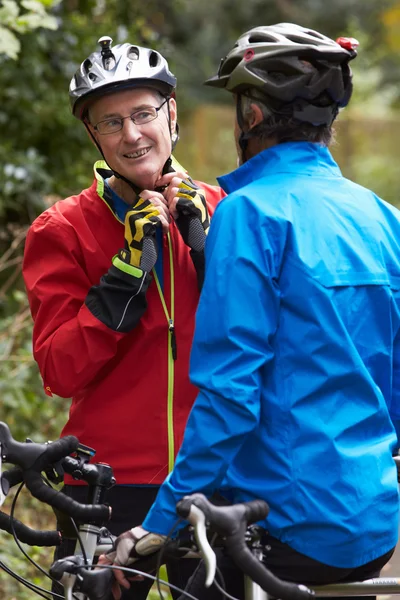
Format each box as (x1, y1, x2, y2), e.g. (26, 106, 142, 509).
(1, 0, 400, 598)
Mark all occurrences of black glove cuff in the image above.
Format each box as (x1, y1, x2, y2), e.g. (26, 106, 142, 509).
(190, 249, 205, 292)
(85, 264, 152, 332)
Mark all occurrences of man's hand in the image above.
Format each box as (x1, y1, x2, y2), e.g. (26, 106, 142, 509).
(118, 192, 169, 273)
(99, 526, 167, 599)
(162, 176, 210, 252)
(139, 190, 171, 234)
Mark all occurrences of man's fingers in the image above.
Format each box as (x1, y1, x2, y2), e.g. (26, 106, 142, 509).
(155, 171, 187, 188)
(158, 214, 170, 234)
(149, 198, 170, 233)
(168, 197, 179, 220)
(140, 190, 168, 206)
(112, 579, 122, 600)
(151, 197, 170, 218)
(113, 567, 131, 589)
(97, 553, 113, 566)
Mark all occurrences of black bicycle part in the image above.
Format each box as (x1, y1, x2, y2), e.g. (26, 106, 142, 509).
(0, 510, 61, 546)
(50, 555, 114, 600)
(0, 422, 111, 525)
(176, 493, 315, 600)
(1, 465, 24, 496)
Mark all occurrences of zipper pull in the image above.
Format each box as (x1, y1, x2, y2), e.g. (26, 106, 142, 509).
(169, 319, 177, 361)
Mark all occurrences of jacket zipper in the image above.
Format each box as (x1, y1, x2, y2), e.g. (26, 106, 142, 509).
(152, 232, 176, 473)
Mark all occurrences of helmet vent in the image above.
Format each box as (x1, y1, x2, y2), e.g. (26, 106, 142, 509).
(220, 56, 241, 76)
(248, 33, 277, 44)
(83, 59, 92, 73)
(88, 72, 97, 81)
(304, 30, 326, 40)
(149, 51, 160, 67)
(128, 46, 139, 60)
(286, 34, 320, 46)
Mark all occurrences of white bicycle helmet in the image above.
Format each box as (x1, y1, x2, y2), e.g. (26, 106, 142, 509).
(70, 36, 177, 120)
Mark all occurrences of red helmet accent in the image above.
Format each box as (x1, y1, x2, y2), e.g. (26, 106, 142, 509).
(336, 37, 359, 51)
(244, 49, 255, 62)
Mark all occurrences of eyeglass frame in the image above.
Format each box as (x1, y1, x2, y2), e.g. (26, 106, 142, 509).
(93, 97, 169, 135)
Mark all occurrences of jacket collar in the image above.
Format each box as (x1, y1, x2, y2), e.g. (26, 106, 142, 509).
(217, 141, 342, 195)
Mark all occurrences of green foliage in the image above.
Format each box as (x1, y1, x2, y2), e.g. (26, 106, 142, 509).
(0, 0, 58, 59)
(0, 488, 56, 600)
(0, 288, 68, 440)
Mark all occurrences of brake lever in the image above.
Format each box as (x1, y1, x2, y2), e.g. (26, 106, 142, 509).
(187, 505, 216, 587)
(50, 556, 82, 600)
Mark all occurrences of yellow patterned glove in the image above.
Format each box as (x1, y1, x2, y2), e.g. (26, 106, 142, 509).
(118, 198, 161, 273)
(175, 178, 210, 252)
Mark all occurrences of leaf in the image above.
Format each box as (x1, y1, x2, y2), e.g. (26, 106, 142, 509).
(16, 12, 58, 32)
(0, 25, 20, 59)
(21, 0, 49, 12)
(0, 0, 19, 27)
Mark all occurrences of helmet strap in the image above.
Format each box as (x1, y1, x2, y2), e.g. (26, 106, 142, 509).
(83, 95, 179, 197)
(236, 95, 250, 165)
(84, 122, 143, 196)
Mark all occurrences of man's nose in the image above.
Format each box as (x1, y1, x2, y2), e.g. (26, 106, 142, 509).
(122, 117, 142, 141)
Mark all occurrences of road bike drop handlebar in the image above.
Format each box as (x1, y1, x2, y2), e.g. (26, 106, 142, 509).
(176, 493, 314, 600)
(0, 422, 112, 535)
(55, 493, 314, 600)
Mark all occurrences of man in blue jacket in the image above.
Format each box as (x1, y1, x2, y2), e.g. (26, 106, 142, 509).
(105, 23, 400, 600)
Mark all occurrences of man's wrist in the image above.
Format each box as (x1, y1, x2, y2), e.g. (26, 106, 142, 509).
(112, 254, 144, 278)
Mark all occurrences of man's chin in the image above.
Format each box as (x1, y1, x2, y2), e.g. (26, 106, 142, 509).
(123, 166, 161, 192)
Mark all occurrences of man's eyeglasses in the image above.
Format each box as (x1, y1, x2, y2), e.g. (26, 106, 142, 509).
(93, 98, 168, 135)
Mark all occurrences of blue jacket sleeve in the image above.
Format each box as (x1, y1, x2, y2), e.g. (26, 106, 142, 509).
(390, 292, 400, 452)
(143, 193, 284, 534)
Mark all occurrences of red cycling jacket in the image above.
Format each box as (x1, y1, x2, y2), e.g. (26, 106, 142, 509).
(23, 161, 225, 485)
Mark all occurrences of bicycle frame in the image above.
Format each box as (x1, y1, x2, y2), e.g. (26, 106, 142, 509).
(56, 461, 115, 600)
(244, 545, 400, 599)
(245, 576, 400, 599)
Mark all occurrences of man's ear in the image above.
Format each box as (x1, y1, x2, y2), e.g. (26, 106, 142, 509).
(248, 103, 264, 130)
(168, 96, 177, 135)
(84, 120, 99, 147)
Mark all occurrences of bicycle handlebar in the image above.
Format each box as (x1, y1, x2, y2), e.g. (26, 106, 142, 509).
(0, 510, 61, 546)
(57, 493, 315, 600)
(0, 422, 111, 524)
(176, 493, 315, 600)
(1, 420, 314, 600)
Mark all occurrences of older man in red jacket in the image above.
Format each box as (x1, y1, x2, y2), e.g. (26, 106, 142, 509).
(23, 35, 224, 600)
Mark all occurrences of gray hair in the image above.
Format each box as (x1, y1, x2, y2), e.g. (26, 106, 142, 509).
(240, 90, 335, 146)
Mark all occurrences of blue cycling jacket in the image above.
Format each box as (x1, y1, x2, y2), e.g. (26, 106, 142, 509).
(143, 141, 400, 568)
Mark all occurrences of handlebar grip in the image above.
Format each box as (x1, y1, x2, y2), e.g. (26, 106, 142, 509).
(243, 499, 270, 523)
(177, 493, 269, 535)
(32, 434, 80, 467)
(1, 466, 24, 496)
(2, 466, 24, 488)
(21, 435, 110, 522)
(0, 510, 61, 546)
(24, 470, 110, 522)
(0, 422, 49, 468)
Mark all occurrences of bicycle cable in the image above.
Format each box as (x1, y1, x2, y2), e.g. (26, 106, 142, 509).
(155, 517, 184, 600)
(70, 516, 89, 566)
(92, 563, 202, 600)
(0, 557, 57, 600)
(9, 480, 81, 600)
(213, 566, 241, 600)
